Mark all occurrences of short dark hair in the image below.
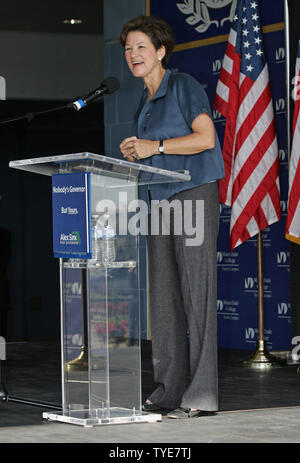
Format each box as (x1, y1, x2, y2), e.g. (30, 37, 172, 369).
(120, 15, 175, 67)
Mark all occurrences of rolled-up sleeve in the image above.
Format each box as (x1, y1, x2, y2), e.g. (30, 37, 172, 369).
(173, 74, 213, 128)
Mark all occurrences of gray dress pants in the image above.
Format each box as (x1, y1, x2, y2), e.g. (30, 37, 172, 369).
(146, 182, 219, 411)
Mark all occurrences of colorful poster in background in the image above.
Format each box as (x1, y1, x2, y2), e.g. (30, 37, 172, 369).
(149, 0, 290, 350)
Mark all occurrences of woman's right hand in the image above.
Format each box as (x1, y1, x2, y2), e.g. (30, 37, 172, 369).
(120, 136, 138, 162)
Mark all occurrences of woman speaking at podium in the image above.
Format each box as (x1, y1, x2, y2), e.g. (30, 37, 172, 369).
(120, 15, 224, 419)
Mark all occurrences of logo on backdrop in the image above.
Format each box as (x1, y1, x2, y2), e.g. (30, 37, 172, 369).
(217, 299, 240, 321)
(279, 149, 288, 164)
(219, 203, 231, 223)
(276, 251, 289, 267)
(244, 327, 272, 346)
(275, 47, 285, 63)
(244, 277, 257, 291)
(245, 327, 256, 341)
(212, 108, 225, 123)
(275, 97, 286, 114)
(217, 251, 239, 272)
(277, 302, 290, 318)
(212, 59, 223, 74)
(244, 276, 272, 299)
(176, 0, 237, 33)
(280, 200, 288, 216)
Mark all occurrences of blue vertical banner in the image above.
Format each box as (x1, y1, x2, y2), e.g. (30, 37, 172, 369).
(52, 172, 92, 259)
(149, 0, 290, 350)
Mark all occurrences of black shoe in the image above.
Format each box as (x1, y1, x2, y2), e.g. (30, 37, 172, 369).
(142, 400, 162, 412)
(167, 407, 217, 419)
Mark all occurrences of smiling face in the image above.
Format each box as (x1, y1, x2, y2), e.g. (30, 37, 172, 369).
(124, 30, 165, 80)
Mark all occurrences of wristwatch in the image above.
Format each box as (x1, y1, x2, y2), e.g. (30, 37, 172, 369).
(158, 140, 164, 154)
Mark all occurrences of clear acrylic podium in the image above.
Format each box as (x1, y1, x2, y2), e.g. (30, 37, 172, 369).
(9, 152, 190, 427)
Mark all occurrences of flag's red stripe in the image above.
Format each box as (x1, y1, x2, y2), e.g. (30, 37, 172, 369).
(292, 68, 300, 135)
(219, 68, 233, 90)
(235, 83, 272, 159)
(286, 160, 300, 229)
(218, 52, 241, 204)
(269, 180, 282, 218)
(293, 101, 300, 136)
(286, 57, 300, 238)
(225, 42, 236, 60)
(230, 160, 280, 250)
(214, 93, 228, 118)
(234, 227, 251, 248)
(231, 121, 277, 205)
(254, 205, 269, 231)
(231, 186, 280, 252)
(237, 74, 255, 107)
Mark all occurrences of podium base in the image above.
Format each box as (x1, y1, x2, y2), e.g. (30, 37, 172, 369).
(43, 408, 162, 427)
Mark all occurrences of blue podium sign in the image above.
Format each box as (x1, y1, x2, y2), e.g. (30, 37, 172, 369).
(52, 172, 91, 258)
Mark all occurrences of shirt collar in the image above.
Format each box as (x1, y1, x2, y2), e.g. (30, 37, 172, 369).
(143, 69, 172, 102)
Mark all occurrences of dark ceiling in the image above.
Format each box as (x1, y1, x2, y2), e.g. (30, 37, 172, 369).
(1, 0, 103, 35)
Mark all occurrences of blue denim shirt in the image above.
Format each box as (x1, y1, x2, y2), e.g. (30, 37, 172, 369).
(133, 69, 225, 202)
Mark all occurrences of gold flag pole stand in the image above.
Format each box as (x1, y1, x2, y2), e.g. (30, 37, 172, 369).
(240, 232, 286, 369)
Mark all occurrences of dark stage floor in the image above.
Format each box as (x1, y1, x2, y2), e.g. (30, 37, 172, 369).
(1, 340, 300, 443)
(1, 340, 300, 413)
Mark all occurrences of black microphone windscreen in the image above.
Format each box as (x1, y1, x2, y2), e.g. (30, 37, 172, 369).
(102, 76, 120, 94)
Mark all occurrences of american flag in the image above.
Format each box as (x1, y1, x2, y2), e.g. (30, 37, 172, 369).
(286, 37, 300, 245)
(214, 0, 281, 251)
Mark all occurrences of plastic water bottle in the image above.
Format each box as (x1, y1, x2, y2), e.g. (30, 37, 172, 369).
(101, 215, 116, 263)
(92, 215, 103, 261)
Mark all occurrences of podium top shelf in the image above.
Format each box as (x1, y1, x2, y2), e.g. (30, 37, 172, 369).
(9, 152, 191, 186)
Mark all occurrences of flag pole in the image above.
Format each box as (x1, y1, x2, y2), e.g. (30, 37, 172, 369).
(241, 232, 286, 368)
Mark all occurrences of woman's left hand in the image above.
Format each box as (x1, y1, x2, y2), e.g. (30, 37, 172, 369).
(120, 136, 158, 161)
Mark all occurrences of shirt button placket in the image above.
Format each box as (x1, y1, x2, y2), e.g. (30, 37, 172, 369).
(144, 111, 150, 132)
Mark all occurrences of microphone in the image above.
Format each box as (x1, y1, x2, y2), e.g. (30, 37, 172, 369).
(70, 76, 120, 111)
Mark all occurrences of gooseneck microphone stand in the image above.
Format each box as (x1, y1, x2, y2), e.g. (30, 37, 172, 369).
(0, 98, 81, 412)
(0, 77, 120, 127)
(0, 78, 120, 413)
(0, 101, 79, 126)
